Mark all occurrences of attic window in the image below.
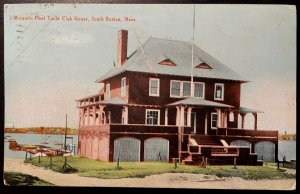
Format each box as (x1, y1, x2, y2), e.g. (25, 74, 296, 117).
(159, 59, 177, 66)
(195, 63, 212, 69)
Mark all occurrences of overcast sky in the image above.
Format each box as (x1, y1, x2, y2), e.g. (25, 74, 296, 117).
(4, 4, 296, 134)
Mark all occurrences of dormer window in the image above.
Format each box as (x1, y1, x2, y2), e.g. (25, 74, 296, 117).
(159, 59, 177, 66)
(195, 63, 212, 69)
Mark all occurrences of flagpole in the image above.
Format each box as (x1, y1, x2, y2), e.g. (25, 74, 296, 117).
(191, 4, 196, 97)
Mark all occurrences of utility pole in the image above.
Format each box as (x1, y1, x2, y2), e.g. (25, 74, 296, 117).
(64, 114, 67, 151)
(63, 113, 72, 172)
(190, 4, 196, 97)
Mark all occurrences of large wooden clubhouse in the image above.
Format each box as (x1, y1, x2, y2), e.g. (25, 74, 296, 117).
(76, 30, 278, 165)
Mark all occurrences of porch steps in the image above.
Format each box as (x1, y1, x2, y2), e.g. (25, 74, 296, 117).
(179, 135, 260, 166)
(181, 155, 202, 165)
(191, 135, 223, 146)
(182, 155, 193, 165)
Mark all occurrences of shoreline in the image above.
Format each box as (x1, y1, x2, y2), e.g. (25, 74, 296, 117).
(3, 159, 296, 190)
(4, 132, 78, 135)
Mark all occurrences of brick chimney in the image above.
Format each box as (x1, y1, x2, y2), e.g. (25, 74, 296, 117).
(117, 29, 128, 67)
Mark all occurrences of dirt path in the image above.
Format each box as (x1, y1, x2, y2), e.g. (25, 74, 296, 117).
(4, 159, 296, 190)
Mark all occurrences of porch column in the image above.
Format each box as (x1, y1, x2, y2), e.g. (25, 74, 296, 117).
(82, 108, 86, 126)
(216, 108, 222, 128)
(223, 111, 228, 128)
(240, 113, 246, 129)
(96, 106, 99, 125)
(99, 106, 104, 125)
(252, 113, 258, 130)
(204, 112, 208, 135)
(80, 108, 84, 127)
(164, 108, 168, 126)
(180, 106, 185, 127)
(87, 107, 90, 126)
(251, 143, 255, 153)
(124, 106, 128, 124)
(187, 107, 192, 127)
(176, 106, 180, 126)
(93, 106, 96, 126)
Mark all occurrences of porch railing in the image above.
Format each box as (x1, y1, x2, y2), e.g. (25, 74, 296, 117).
(188, 144, 241, 156)
(79, 124, 110, 133)
(217, 127, 278, 138)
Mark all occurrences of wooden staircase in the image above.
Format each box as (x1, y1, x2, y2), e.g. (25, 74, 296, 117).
(192, 135, 223, 146)
(180, 135, 258, 166)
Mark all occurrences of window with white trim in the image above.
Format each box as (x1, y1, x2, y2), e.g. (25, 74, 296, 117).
(121, 108, 127, 124)
(146, 109, 160, 125)
(214, 83, 224, 101)
(170, 81, 181, 97)
(194, 82, 205, 98)
(182, 82, 191, 97)
(149, 78, 160, 96)
(229, 112, 234, 122)
(121, 77, 126, 97)
(170, 80, 205, 98)
(106, 83, 110, 100)
(211, 113, 218, 129)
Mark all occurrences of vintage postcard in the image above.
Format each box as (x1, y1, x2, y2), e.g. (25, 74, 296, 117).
(3, 3, 296, 190)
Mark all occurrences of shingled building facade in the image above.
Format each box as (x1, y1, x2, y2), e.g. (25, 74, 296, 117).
(76, 30, 278, 165)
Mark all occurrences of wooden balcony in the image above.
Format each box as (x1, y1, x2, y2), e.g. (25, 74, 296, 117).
(79, 124, 192, 135)
(79, 124, 110, 133)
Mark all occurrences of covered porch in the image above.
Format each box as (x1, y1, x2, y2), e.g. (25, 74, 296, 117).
(236, 107, 264, 130)
(76, 97, 128, 127)
(165, 97, 233, 135)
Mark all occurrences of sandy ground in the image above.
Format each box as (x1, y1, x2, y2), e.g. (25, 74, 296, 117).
(3, 159, 296, 190)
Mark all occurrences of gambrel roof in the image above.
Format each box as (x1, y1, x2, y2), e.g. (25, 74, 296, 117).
(96, 38, 248, 83)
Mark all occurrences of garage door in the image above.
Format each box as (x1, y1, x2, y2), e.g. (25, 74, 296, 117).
(255, 141, 275, 162)
(113, 137, 140, 162)
(144, 138, 169, 162)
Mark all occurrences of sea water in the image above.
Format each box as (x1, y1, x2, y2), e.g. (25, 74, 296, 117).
(4, 133, 78, 159)
(3, 133, 296, 161)
(278, 140, 296, 161)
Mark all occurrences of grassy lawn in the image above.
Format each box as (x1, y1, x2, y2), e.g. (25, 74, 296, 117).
(264, 162, 296, 169)
(4, 171, 54, 186)
(24, 156, 295, 180)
